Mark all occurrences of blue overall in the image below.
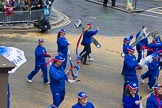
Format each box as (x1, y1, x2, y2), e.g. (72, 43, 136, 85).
(121, 35, 133, 75)
(122, 54, 138, 102)
(136, 31, 148, 62)
(141, 57, 160, 89)
(49, 63, 68, 107)
(123, 93, 140, 108)
(27, 45, 49, 83)
(57, 36, 69, 70)
(72, 102, 95, 108)
(146, 93, 162, 108)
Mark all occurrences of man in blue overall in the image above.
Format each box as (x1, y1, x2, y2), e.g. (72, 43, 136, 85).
(27, 38, 51, 84)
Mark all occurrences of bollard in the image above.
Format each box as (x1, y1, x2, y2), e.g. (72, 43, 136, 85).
(0, 55, 15, 108)
(126, 0, 134, 11)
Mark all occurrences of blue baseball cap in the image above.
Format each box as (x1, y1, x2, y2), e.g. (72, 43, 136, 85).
(127, 46, 135, 52)
(59, 29, 66, 34)
(153, 83, 162, 90)
(54, 55, 65, 62)
(123, 37, 130, 42)
(38, 38, 44, 43)
(78, 92, 88, 99)
(153, 38, 160, 43)
(128, 82, 138, 89)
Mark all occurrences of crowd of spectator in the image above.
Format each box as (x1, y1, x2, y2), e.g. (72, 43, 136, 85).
(0, 0, 54, 12)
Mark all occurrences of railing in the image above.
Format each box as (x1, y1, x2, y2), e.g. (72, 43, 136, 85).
(0, 7, 50, 25)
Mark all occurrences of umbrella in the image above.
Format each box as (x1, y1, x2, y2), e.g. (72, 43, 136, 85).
(0, 46, 27, 73)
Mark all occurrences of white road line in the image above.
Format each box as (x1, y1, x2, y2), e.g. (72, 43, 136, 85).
(147, 7, 162, 14)
(133, 13, 162, 19)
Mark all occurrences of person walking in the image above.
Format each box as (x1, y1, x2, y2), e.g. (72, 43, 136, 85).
(146, 83, 162, 108)
(123, 82, 142, 108)
(48, 55, 76, 108)
(80, 22, 99, 65)
(121, 34, 133, 75)
(27, 38, 51, 84)
(122, 46, 139, 103)
(72, 91, 95, 108)
(135, 29, 148, 63)
(57, 29, 70, 70)
(140, 55, 160, 90)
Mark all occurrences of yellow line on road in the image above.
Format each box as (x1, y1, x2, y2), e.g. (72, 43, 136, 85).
(147, 7, 162, 15)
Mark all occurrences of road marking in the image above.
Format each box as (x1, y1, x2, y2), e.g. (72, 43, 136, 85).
(133, 13, 162, 19)
(146, 7, 162, 15)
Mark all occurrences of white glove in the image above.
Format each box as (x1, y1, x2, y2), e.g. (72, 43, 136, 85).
(68, 79, 76, 83)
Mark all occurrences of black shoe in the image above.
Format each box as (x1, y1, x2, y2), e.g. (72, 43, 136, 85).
(83, 62, 89, 65)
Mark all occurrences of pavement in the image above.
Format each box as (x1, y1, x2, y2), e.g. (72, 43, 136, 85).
(86, 0, 144, 13)
(0, 0, 144, 31)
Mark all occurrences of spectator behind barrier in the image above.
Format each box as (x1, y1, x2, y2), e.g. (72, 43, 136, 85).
(30, 0, 43, 10)
(14, 0, 25, 11)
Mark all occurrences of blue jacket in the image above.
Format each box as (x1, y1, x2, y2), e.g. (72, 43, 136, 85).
(136, 31, 148, 50)
(81, 30, 99, 45)
(57, 36, 69, 53)
(35, 45, 48, 65)
(123, 94, 140, 108)
(124, 54, 138, 76)
(146, 58, 160, 76)
(147, 42, 162, 56)
(146, 93, 162, 108)
(72, 102, 95, 108)
(49, 63, 68, 92)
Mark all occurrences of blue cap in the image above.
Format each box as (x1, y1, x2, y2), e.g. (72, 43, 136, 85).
(38, 38, 44, 43)
(78, 92, 88, 99)
(153, 38, 160, 43)
(54, 55, 65, 62)
(128, 82, 138, 89)
(123, 37, 130, 42)
(59, 29, 66, 34)
(127, 46, 135, 52)
(154, 83, 162, 90)
(87, 22, 92, 26)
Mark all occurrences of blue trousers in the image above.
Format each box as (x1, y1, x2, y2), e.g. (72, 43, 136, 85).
(51, 90, 65, 107)
(27, 64, 48, 83)
(141, 72, 157, 89)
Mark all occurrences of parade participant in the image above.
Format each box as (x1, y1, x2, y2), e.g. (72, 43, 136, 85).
(146, 83, 162, 108)
(33, 17, 51, 32)
(48, 55, 76, 108)
(146, 38, 162, 56)
(135, 30, 148, 63)
(27, 38, 51, 84)
(121, 34, 133, 75)
(80, 22, 99, 65)
(140, 55, 160, 90)
(72, 91, 95, 108)
(123, 82, 141, 108)
(122, 46, 139, 102)
(57, 29, 70, 70)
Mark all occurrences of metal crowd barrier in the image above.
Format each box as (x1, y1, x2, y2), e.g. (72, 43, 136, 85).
(0, 7, 50, 25)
